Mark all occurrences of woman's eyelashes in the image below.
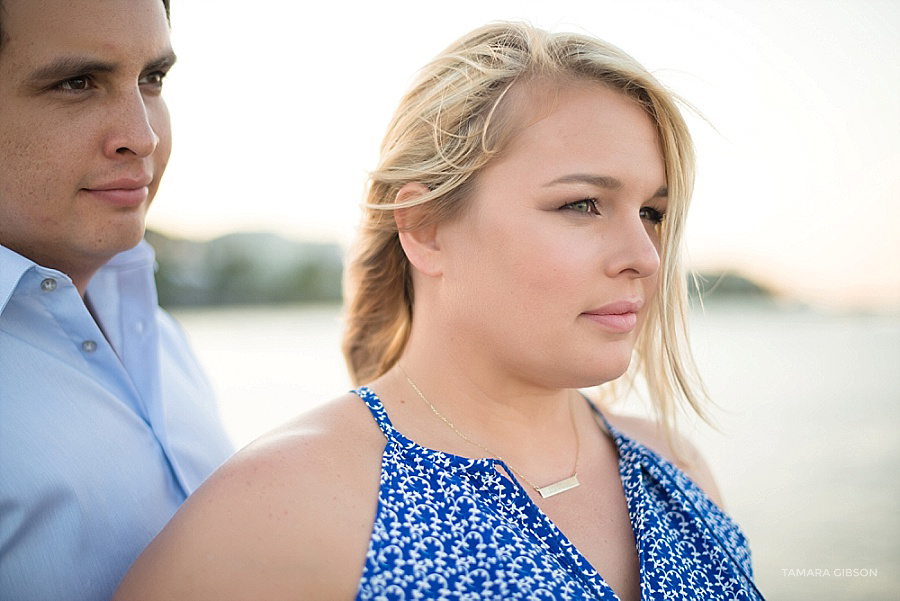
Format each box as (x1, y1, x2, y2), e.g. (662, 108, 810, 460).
(639, 206, 666, 225)
(561, 198, 600, 215)
(560, 199, 666, 225)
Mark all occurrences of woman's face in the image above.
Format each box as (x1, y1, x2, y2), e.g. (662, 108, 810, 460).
(435, 82, 667, 390)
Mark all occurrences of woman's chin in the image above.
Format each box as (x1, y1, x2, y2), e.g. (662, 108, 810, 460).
(555, 358, 633, 391)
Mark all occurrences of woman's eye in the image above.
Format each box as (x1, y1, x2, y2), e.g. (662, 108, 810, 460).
(563, 199, 599, 215)
(640, 206, 666, 225)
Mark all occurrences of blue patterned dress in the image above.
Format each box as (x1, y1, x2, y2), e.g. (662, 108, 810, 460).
(353, 387, 763, 600)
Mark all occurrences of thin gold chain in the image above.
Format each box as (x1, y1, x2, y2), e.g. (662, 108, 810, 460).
(399, 365, 580, 494)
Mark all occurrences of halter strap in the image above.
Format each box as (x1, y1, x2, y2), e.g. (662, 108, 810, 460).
(353, 386, 399, 440)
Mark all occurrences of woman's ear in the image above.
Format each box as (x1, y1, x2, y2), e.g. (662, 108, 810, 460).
(394, 183, 442, 277)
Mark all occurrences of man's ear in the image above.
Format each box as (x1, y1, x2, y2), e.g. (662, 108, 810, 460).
(394, 183, 442, 277)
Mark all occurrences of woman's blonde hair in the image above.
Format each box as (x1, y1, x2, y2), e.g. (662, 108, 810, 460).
(342, 21, 707, 430)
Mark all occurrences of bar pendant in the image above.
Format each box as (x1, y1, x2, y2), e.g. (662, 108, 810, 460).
(536, 474, 580, 499)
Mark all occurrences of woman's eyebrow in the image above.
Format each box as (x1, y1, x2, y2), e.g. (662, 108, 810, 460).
(545, 174, 623, 189)
(545, 174, 668, 197)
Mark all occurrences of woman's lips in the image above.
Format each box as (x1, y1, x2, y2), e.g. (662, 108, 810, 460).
(582, 311, 637, 332)
(582, 301, 641, 333)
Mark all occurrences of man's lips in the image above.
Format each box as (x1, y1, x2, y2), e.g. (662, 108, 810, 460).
(83, 177, 152, 207)
(582, 300, 643, 333)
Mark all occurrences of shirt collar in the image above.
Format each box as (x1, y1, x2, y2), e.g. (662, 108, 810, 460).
(0, 240, 154, 316)
(0, 244, 43, 315)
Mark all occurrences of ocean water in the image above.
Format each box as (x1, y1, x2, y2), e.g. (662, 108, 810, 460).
(172, 302, 900, 600)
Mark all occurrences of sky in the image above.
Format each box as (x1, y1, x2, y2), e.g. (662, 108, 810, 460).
(149, 0, 900, 310)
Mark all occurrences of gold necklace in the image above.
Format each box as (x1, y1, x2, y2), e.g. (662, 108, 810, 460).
(400, 367, 581, 499)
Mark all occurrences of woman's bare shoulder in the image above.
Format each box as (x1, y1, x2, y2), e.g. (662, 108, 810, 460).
(114, 391, 385, 601)
(603, 412, 726, 510)
(235, 389, 387, 487)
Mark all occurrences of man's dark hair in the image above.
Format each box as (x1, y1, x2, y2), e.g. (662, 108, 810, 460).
(0, 0, 170, 52)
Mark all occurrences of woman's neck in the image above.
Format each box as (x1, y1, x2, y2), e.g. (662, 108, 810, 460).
(374, 353, 587, 485)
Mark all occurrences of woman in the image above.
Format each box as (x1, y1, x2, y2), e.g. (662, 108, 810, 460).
(115, 22, 763, 600)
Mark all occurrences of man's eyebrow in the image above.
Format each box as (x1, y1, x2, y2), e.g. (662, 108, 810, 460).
(545, 174, 667, 197)
(146, 51, 177, 72)
(26, 50, 177, 84)
(26, 57, 116, 83)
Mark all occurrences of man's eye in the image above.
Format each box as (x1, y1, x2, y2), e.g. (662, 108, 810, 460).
(56, 77, 91, 91)
(140, 71, 167, 88)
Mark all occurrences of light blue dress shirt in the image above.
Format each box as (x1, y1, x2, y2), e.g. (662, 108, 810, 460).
(0, 240, 234, 601)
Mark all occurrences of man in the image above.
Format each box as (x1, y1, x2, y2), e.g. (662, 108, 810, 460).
(0, 1, 234, 599)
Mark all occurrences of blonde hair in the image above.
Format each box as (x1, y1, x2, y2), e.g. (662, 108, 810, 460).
(342, 21, 707, 430)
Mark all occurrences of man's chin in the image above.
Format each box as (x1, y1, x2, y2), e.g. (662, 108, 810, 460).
(89, 221, 149, 260)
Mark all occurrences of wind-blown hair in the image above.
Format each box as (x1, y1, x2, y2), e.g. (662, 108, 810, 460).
(342, 21, 707, 430)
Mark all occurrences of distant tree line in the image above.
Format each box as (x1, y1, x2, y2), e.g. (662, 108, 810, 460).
(686, 271, 773, 300)
(146, 229, 774, 309)
(146, 230, 343, 308)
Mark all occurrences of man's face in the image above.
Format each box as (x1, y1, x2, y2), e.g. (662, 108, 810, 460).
(0, 0, 173, 283)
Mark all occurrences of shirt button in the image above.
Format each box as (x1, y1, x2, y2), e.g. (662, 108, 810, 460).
(40, 278, 57, 292)
(81, 340, 98, 353)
